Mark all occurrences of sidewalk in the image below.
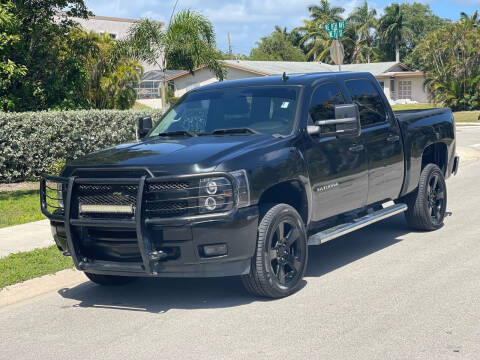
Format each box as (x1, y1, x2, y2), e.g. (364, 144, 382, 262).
(0, 220, 53, 259)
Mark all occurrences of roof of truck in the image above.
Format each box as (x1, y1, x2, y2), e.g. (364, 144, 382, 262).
(193, 71, 375, 92)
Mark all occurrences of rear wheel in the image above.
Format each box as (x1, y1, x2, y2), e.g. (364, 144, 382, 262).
(242, 204, 308, 298)
(85, 272, 135, 286)
(403, 164, 447, 231)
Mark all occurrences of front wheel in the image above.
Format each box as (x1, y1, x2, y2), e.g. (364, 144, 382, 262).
(242, 204, 308, 298)
(85, 272, 135, 286)
(403, 164, 447, 231)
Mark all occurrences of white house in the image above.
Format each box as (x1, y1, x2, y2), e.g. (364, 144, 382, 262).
(167, 60, 429, 104)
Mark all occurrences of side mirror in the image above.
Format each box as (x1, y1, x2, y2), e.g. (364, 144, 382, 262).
(138, 116, 153, 139)
(307, 104, 361, 138)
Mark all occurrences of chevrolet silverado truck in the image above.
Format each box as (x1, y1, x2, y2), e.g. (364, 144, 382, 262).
(41, 72, 459, 298)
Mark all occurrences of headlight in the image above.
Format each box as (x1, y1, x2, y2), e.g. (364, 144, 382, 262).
(199, 177, 234, 213)
(198, 170, 250, 213)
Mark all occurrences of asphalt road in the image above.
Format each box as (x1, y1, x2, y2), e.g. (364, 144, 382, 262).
(1, 128, 480, 360)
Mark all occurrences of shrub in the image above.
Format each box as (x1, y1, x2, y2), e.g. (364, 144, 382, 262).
(0, 109, 163, 182)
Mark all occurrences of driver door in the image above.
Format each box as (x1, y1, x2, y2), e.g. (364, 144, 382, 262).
(304, 82, 368, 221)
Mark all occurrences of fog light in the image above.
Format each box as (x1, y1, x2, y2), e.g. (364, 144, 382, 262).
(202, 244, 228, 257)
(204, 197, 217, 211)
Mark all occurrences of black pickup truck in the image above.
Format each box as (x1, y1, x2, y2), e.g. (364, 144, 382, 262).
(41, 72, 459, 298)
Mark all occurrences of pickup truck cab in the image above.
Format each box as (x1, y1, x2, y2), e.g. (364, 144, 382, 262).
(41, 72, 459, 298)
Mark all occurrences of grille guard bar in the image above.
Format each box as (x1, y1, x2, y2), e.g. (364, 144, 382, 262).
(40, 171, 239, 274)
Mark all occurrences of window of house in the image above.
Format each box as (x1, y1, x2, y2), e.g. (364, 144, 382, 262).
(398, 80, 412, 100)
(379, 81, 385, 90)
(345, 79, 387, 127)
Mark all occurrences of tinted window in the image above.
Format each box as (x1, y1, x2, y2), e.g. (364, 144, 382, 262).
(345, 79, 387, 126)
(150, 86, 300, 136)
(309, 83, 345, 124)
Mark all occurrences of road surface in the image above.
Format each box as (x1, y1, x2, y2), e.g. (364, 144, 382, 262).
(1, 127, 479, 360)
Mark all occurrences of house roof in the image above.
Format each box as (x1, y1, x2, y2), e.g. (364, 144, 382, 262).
(166, 60, 419, 81)
(142, 70, 185, 81)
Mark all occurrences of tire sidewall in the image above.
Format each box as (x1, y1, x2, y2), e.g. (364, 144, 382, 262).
(420, 165, 447, 229)
(260, 205, 308, 296)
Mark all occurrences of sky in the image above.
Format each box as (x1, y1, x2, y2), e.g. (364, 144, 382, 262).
(84, 0, 480, 55)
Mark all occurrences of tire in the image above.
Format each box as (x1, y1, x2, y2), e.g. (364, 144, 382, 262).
(403, 164, 447, 231)
(84, 272, 135, 286)
(241, 204, 308, 298)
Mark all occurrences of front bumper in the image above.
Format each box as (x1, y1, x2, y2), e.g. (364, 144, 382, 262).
(41, 173, 259, 278)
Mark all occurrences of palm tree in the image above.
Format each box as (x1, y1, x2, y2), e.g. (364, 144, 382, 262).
(308, 0, 345, 23)
(378, 4, 412, 62)
(348, 0, 377, 63)
(460, 10, 480, 27)
(297, 0, 345, 61)
(120, 10, 224, 109)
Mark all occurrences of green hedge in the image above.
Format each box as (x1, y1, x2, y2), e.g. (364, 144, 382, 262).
(0, 109, 163, 183)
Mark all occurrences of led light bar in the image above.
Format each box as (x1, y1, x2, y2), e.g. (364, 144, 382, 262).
(79, 204, 134, 214)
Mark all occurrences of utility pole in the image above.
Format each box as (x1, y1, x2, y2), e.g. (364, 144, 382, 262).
(227, 32, 233, 60)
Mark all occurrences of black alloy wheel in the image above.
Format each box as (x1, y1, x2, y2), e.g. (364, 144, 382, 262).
(403, 163, 447, 231)
(426, 171, 446, 225)
(242, 203, 308, 298)
(268, 218, 305, 288)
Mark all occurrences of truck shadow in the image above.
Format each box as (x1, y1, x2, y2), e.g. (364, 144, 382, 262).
(58, 214, 410, 313)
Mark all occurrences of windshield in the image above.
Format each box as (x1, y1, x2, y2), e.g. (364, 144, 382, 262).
(150, 86, 300, 136)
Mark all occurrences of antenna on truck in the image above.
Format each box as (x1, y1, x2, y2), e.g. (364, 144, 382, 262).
(282, 72, 289, 81)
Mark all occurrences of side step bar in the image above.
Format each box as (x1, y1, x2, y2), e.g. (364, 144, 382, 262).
(308, 203, 407, 246)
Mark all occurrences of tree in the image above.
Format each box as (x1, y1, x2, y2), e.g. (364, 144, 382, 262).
(250, 27, 306, 61)
(460, 11, 480, 28)
(0, 0, 93, 111)
(85, 33, 143, 110)
(308, 0, 344, 23)
(409, 20, 480, 110)
(347, 0, 377, 63)
(121, 10, 225, 109)
(378, 4, 412, 62)
(296, 0, 345, 62)
(0, 2, 26, 111)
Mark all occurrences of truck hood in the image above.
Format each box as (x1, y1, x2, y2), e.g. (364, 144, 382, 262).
(67, 134, 277, 174)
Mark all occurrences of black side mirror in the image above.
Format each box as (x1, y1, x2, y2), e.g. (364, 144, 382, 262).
(307, 104, 361, 138)
(138, 116, 153, 139)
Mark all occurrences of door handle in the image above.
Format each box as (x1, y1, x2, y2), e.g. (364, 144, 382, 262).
(387, 135, 400, 142)
(348, 144, 364, 152)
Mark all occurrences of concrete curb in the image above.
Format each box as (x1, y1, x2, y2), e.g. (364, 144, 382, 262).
(0, 269, 86, 309)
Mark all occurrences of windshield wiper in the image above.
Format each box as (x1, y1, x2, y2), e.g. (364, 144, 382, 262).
(209, 128, 260, 136)
(153, 130, 197, 137)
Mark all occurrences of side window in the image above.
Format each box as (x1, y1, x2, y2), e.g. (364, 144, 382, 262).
(309, 83, 345, 125)
(345, 79, 387, 127)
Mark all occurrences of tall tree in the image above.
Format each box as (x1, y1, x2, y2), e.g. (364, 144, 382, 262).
(250, 27, 306, 61)
(460, 10, 480, 28)
(347, 0, 377, 63)
(121, 10, 225, 109)
(0, 0, 92, 111)
(378, 4, 411, 62)
(297, 0, 345, 62)
(308, 0, 344, 23)
(409, 20, 480, 110)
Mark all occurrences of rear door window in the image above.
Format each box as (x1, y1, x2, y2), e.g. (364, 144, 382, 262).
(345, 79, 387, 127)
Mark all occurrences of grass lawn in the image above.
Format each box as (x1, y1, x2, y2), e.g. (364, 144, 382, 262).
(0, 190, 45, 229)
(0, 246, 73, 289)
(391, 103, 438, 111)
(391, 104, 479, 123)
(133, 102, 152, 110)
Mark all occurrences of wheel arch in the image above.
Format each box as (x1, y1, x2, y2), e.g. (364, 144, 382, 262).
(421, 142, 448, 175)
(258, 180, 309, 225)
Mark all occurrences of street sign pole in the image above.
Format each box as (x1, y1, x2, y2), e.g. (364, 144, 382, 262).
(336, 31, 341, 72)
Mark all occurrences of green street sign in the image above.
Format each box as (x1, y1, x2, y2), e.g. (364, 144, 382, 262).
(328, 29, 344, 39)
(324, 21, 346, 37)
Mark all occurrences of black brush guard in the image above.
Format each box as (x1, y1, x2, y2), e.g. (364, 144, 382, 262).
(40, 170, 238, 275)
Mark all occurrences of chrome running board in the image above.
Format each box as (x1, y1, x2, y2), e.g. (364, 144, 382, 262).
(307, 203, 408, 246)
